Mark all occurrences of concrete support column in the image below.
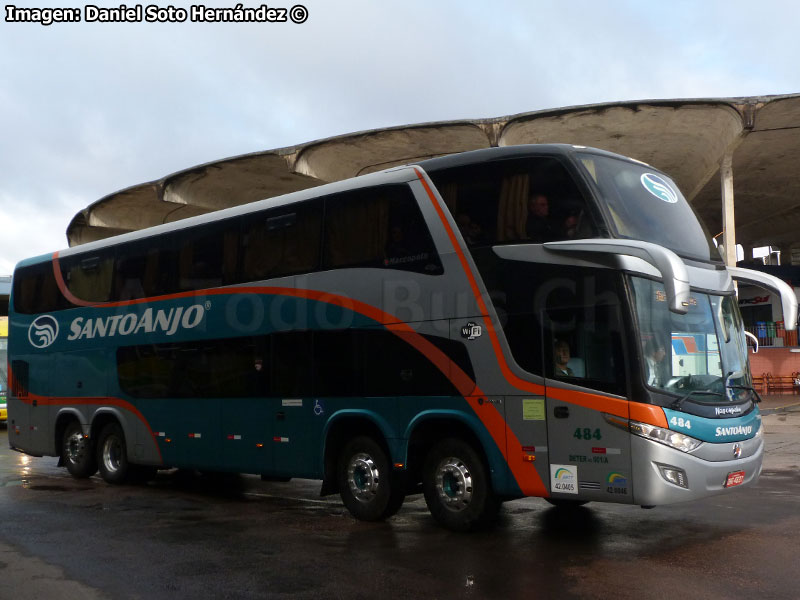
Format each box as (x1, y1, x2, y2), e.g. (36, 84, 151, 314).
(720, 153, 737, 267)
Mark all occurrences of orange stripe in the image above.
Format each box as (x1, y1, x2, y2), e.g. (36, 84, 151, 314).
(414, 168, 633, 420)
(52, 252, 95, 307)
(8, 366, 163, 462)
(629, 403, 668, 428)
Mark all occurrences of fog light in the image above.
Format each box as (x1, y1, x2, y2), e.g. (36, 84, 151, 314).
(657, 464, 688, 488)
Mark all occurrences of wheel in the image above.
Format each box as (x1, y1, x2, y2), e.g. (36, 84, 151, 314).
(423, 438, 499, 532)
(61, 420, 98, 478)
(96, 422, 130, 485)
(544, 498, 588, 508)
(337, 436, 405, 521)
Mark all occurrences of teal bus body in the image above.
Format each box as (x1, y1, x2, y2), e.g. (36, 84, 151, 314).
(9, 145, 792, 530)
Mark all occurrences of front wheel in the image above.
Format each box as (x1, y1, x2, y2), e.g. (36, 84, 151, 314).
(96, 422, 130, 485)
(62, 420, 98, 478)
(423, 438, 499, 532)
(337, 436, 405, 521)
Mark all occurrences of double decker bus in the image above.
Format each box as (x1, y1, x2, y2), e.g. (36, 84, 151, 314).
(8, 145, 796, 531)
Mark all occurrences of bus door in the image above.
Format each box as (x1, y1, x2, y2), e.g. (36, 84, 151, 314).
(20, 355, 53, 453)
(543, 303, 634, 503)
(269, 330, 316, 478)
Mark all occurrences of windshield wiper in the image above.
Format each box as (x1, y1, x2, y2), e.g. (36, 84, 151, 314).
(670, 389, 723, 411)
(726, 385, 763, 404)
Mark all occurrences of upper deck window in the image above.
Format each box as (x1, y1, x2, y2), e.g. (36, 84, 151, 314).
(427, 157, 598, 248)
(578, 153, 719, 263)
(322, 185, 442, 275)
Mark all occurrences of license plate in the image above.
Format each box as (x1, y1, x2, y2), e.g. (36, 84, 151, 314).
(725, 471, 746, 488)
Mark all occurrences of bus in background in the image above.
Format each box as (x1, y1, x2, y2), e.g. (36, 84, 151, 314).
(0, 317, 7, 423)
(1, 275, 10, 424)
(7, 145, 797, 531)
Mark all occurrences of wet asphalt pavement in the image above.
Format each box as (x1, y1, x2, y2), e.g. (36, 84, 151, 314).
(0, 402, 799, 600)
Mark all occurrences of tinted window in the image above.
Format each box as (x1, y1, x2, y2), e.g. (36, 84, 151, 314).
(13, 261, 70, 314)
(176, 219, 240, 292)
(323, 185, 442, 275)
(578, 153, 718, 262)
(313, 329, 361, 396)
(113, 236, 177, 300)
(59, 248, 116, 303)
(241, 200, 322, 282)
(271, 330, 313, 397)
(362, 330, 465, 397)
(488, 259, 628, 395)
(428, 157, 597, 248)
(117, 329, 472, 399)
(117, 336, 269, 398)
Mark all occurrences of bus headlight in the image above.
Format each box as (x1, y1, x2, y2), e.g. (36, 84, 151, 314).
(629, 421, 702, 453)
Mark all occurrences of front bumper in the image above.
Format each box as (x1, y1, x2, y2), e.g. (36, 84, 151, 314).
(631, 433, 763, 506)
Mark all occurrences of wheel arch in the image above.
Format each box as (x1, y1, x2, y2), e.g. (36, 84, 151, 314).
(404, 410, 506, 492)
(320, 409, 398, 496)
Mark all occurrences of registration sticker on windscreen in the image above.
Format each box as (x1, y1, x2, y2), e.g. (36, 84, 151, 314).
(725, 471, 746, 488)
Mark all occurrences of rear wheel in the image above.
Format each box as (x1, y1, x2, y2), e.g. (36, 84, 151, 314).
(96, 422, 130, 485)
(423, 438, 499, 532)
(62, 420, 97, 478)
(337, 436, 405, 521)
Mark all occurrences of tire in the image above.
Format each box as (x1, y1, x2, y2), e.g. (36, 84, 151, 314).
(61, 420, 98, 479)
(96, 422, 130, 485)
(337, 436, 405, 521)
(423, 438, 499, 532)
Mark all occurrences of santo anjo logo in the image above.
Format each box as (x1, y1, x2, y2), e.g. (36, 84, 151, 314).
(641, 173, 678, 203)
(28, 315, 59, 348)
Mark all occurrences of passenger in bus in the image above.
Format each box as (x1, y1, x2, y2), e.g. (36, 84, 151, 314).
(385, 224, 410, 259)
(553, 339, 574, 377)
(526, 192, 555, 242)
(456, 213, 485, 246)
(644, 338, 668, 387)
(561, 209, 581, 240)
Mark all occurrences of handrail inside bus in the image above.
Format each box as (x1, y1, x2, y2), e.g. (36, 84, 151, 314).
(543, 239, 691, 315)
(728, 266, 799, 331)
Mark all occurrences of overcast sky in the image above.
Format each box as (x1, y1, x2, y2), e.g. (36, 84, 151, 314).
(1, 0, 799, 274)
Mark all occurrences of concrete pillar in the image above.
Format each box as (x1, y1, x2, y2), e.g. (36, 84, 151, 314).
(720, 153, 736, 267)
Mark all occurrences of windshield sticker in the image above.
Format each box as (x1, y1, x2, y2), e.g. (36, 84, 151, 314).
(641, 173, 678, 203)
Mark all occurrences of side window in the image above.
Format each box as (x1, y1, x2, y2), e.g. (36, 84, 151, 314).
(114, 236, 178, 299)
(13, 262, 69, 314)
(428, 157, 597, 248)
(271, 330, 313, 397)
(323, 185, 442, 274)
(176, 220, 239, 292)
(59, 248, 115, 303)
(493, 261, 627, 395)
(117, 336, 269, 398)
(362, 330, 462, 396)
(313, 330, 361, 396)
(240, 200, 323, 282)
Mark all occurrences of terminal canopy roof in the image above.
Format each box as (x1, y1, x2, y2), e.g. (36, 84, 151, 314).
(67, 94, 800, 256)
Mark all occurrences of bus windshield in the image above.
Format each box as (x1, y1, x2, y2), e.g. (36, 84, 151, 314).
(578, 152, 718, 263)
(631, 277, 751, 403)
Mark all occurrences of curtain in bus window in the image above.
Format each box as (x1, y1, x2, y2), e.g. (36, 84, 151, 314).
(439, 181, 459, 213)
(241, 202, 322, 282)
(60, 251, 115, 303)
(324, 191, 389, 269)
(496, 173, 529, 242)
(177, 223, 239, 291)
